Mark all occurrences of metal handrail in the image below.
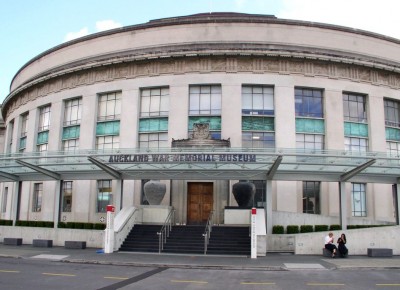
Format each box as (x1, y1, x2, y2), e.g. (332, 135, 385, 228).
(202, 210, 214, 254)
(157, 209, 175, 254)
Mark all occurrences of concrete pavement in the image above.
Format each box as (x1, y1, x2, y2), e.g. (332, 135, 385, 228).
(0, 244, 398, 271)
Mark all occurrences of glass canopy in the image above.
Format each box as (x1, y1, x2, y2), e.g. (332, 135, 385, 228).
(0, 148, 399, 184)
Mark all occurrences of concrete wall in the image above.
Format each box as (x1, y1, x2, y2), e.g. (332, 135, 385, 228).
(294, 226, 400, 255)
(0, 226, 103, 248)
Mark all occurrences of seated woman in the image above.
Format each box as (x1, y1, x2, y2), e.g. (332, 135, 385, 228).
(324, 232, 338, 258)
(337, 233, 348, 257)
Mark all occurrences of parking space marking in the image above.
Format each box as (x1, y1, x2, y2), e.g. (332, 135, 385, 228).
(0, 270, 20, 273)
(42, 272, 76, 277)
(376, 284, 400, 287)
(104, 276, 128, 280)
(241, 282, 276, 285)
(171, 280, 208, 284)
(307, 282, 345, 286)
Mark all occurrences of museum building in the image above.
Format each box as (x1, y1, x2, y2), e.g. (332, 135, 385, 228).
(1, 13, 400, 253)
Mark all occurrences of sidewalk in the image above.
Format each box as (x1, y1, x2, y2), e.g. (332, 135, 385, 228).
(0, 244, 399, 271)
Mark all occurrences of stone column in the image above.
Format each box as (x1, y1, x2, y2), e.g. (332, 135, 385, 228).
(339, 182, 347, 230)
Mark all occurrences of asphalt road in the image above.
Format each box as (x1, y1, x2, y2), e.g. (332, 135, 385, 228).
(0, 257, 399, 290)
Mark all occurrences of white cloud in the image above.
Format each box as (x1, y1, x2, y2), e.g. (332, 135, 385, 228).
(95, 20, 122, 32)
(63, 19, 122, 42)
(64, 27, 89, 42)
(277, 0, 400, 39)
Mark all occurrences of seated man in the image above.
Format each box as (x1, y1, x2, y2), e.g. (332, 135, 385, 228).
(324, 232, 338, 258)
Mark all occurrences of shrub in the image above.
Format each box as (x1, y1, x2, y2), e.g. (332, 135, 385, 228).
(0, 219, 12, 226)
(74, 222, 84, 229)
(66, 222, 75, 229)
(17, 220, 29, 227)
(272, 225, 284, 234)
(58, 222, 66, 228)
(45, 221, 54, 228)
(300, 225, 313, 233)
(3, 220, 12, 226)
(28, 221, 37, 227)
(94, 223, 106, 230)
(84, 223, 94, 229)
(329, 224, 341, 231)
(286, 225, 299, 234)
(314, 225, 329, 232)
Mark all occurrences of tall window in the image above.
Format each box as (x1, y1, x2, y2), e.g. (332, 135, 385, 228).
(343, 93, 367, 122)
(63, 98, 81, 152)
(139, 87, 169, 148)
(296, 134, 324, 150)
(62, 181, 73, 212)
(295, 88, 323, 118)
(352, 183, 366, 217)
(38, 105, 51, 131)
(96, 92, 121, 151)
(64, 98, 82, 126)
(387, 141, 400, 157)
(295, 88, 324, 151)
(189, 85, 221, 115)
(139, 133, 168, 148)
(242, 85, 275, 148)
(97, 180, 113, 213)
(96, 136, 120, 150)
(140, 87, 169, 117)
(20, 113, 28, 137)
(242, 132, 275, 148)
(63, 139, 79, 152)
(7, 120, 14, 153)
(37, 105, 50, 152)
(98, 92, 121, 121)
(32, 183, 43, 212)
(19, 113, 28, 152)
(345, 137, 368, 152)
(384, 99, 400, 127)
(303, 181, 320, 214)
(242, 86, 274, 115)
(2, 187, 8, 213)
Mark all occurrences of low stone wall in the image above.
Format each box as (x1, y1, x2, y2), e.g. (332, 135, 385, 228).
(294, 226, 400, 255)
(272, 211, 394, 228)
(0, 226, 103, 248)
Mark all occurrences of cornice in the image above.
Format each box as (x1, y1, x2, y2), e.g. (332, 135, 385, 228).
(3, 53, 400, 120)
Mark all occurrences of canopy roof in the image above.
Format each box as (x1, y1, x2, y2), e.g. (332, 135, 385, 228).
(0, 148, 398, 184)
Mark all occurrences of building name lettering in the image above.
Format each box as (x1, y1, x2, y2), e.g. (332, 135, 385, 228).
(108, 154, 256, 163)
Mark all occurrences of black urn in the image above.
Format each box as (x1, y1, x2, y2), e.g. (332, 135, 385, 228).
(232, 181, 256, 207)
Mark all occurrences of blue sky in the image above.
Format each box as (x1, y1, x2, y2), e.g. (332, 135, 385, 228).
(2, 0, 400, 103)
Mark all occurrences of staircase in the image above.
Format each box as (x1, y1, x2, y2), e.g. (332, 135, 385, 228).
(207, 226, 251, 256)
(119, 224, 160, 252)
(163, 225, 204, 254)
(119, 224, 251, 256)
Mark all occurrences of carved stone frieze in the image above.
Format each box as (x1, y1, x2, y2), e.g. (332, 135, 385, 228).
(5, 55, 400, 120)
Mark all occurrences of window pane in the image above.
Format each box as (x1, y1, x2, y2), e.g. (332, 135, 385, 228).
(295, 88, 323, 118)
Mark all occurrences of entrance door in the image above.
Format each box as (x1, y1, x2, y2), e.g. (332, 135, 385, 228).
(187, 182, 213, 224)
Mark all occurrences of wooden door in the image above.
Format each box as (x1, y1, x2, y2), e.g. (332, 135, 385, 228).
(187, 182, 213, 224)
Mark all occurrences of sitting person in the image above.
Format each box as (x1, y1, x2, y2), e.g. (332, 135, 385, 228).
(337, 233, 348, 257)
(324, 232, 338, 257)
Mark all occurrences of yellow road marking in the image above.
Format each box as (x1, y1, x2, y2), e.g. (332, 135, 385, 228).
(241, 282, 276, 285)
(0, 270, 20, 273)
(171, 280, 208, 284)
(307, 283, 345, 286)
(104, 276, 128, 280)
(42, 272, 76, 277)
(376, 284, 400, 287)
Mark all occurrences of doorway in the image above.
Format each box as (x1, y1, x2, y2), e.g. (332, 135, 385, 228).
(187, 182, 213, 224)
